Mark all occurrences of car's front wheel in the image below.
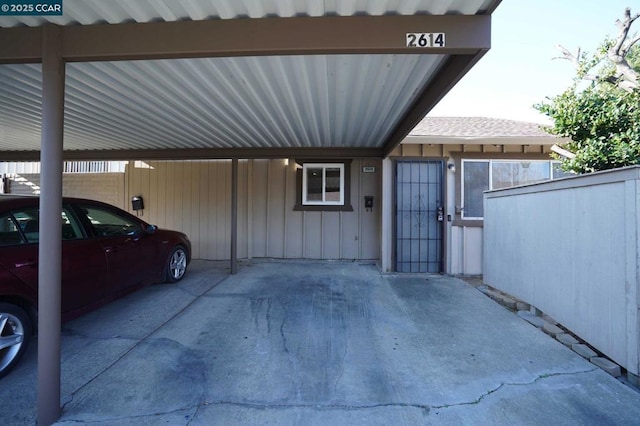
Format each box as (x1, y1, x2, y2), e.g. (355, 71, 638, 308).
(0, 303, 31, 379)
(164, 246, 188, 283)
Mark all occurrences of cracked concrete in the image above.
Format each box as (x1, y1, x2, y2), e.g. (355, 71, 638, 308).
(2, 260, 640, 425)
(431, 368, 598, 409)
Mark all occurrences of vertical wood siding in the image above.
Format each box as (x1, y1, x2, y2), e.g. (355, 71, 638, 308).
(124, 159, 380, 262)
(250, 160, 269, 258)
(389, 142, 554, 274)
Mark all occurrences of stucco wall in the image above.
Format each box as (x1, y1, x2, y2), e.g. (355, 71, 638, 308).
(483, 166, 640, 376)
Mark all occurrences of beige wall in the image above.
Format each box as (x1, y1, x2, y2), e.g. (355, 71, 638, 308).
(484, 166, 640, 376)
(389, 142, 554, 274)
(7, 143, 554, 272)
(125, 159, 381, 261)
(125, 160, 233, 261)
(9, 173, 125, 208)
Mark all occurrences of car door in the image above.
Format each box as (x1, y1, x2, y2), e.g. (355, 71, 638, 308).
(59, 206, 109, 314)
(73, 203, 159, 295)
(1, 206, 109, 314)
(0, 211, 38, 294)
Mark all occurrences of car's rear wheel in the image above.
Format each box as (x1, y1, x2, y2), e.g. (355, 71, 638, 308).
(165, 246, 188, 283)
(0, 303, 31, 379)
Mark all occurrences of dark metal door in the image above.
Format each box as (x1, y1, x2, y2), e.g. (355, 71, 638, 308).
(395, 160, 444, 272)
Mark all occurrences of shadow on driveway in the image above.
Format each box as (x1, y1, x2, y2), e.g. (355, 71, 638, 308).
(2, 260, 639, 425)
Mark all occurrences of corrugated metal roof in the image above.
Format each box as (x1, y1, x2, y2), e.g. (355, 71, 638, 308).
(0, 0, 498, 27)
(1, 54, 445, 151)
(0, 0, 500, 156)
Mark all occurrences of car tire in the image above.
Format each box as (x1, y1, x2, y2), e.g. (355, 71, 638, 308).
(0, 303, 31, 379)
(164, 246, 188, 283)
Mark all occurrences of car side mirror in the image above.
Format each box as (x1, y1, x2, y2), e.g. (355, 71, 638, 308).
(146, 224, 158, 234)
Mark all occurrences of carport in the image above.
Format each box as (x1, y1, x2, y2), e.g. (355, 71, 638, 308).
(0, 1, 498, 423)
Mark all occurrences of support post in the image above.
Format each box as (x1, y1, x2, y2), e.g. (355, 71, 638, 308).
(230, 158, 238, 274)
(38, 24, 65, 426)
(381, 158, 393, 272)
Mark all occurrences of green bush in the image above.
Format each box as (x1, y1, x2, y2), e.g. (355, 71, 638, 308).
(536, 86, 640, 173)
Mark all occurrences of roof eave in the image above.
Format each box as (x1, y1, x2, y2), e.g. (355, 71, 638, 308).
(403, 135, 565, 145)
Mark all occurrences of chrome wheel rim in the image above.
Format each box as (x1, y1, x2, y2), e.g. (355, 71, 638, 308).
(170, 249, 187, 280)
(0, 313, 25, 372)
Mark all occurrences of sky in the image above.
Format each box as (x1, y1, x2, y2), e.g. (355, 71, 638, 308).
(429, 0, 637, 123)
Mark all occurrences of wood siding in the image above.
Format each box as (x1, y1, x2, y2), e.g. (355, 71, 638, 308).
(389, 142, 554, 274)
(126, 159, 381, 261)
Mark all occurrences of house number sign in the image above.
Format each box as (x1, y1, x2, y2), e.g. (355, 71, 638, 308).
(406, 33, 446, 48)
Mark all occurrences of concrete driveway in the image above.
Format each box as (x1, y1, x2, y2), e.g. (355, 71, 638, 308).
(2, 260, 640, 425)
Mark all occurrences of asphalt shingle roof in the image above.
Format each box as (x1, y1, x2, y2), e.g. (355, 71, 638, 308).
(410, 117, 551, 138)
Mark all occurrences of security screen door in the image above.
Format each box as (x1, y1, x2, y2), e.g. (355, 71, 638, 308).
(395, 160, 444, 272)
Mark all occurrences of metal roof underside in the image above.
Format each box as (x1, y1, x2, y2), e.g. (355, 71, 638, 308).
(0, 0, 501, 160)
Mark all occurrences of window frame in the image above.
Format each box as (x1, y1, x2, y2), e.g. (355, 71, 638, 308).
(302, 163, 345, 206)
(460, 158, 564, 220)
(74, 204, 145, 238)
(294, 160, 353, 212)
(461, 159, 490, 220)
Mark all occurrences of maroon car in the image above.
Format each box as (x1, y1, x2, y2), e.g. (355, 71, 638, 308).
(0, 195, 191, 378)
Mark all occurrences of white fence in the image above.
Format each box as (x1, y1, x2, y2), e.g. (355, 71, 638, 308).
(484, 166, 640, 377)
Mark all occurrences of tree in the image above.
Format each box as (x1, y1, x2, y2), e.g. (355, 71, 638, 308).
(535, 8, 640, 174)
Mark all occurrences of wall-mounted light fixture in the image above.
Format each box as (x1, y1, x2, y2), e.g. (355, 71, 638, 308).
(447, 163, 456, 173)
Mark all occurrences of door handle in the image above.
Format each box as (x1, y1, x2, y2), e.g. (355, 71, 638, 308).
(15, 260, 36, 268)
(436, 206, 444, 222)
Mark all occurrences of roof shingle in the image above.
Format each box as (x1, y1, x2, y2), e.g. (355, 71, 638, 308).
(410, 117, 551, 138)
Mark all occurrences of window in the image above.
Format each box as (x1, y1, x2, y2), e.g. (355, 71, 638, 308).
(303, 163, 344, 205)
(462, 161, 489, 219)
(61, 209, 84, 240)
(78, 205, 143, 237)
(0, 207, 83, 244)
(294, 161, 353, 211)
(552, 162, 573, 179)
(10, 207, 84, 242)
(462, 160, 566, 219)
(0, 213, 23, 246)
(12, 208, 40, 243)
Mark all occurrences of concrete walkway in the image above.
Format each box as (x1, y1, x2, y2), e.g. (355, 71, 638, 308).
(2, 260, 639, 425)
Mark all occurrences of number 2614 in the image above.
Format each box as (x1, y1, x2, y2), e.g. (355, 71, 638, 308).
(406, 33, 445, 48)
